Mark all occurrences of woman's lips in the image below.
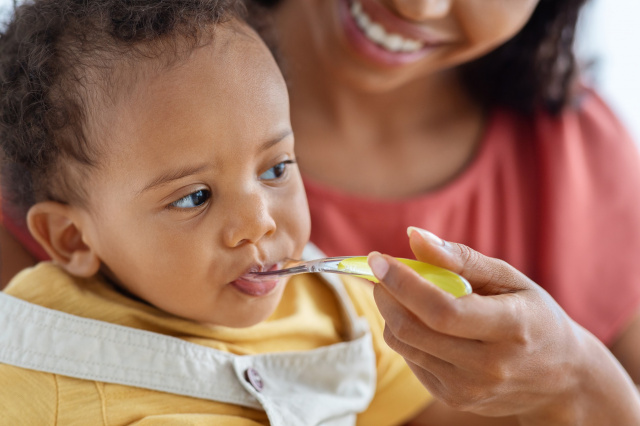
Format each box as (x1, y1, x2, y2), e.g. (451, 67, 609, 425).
(352, 0, 449, 43)
(338, 0, 448, 66)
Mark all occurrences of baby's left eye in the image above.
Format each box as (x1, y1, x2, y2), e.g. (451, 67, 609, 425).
(170, 189, 211, 209)
(260, 160, 296, 181)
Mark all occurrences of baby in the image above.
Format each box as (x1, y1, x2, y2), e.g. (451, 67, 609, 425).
(0, 0, 430, 424)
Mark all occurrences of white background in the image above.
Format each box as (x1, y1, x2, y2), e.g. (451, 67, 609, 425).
(577, 0, 640, 143)
(1, 0, 638, 142)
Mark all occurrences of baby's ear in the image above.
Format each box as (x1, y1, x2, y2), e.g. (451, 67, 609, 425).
(27, 201, 101, 278)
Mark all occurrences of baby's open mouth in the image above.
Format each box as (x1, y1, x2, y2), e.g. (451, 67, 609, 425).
(230, 263, 283, 296)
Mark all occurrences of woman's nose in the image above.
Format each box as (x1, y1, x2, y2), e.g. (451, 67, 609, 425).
(390, 0, 452, 21)
(222, 191, 277, 248)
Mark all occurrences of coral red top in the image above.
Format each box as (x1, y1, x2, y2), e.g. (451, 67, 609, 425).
(304, 90, 640, 345)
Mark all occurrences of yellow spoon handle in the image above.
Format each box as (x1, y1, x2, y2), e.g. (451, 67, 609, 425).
(337, 257, 471, 298)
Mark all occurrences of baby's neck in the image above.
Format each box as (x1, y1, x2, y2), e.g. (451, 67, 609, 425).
(98, 268, 151, 307)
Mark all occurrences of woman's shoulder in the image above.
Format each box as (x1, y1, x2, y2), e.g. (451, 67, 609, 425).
(529, 86, 640, 193)
(532, 86, 636, 148)
(487, 85, 640, 187)
(538, 86, 629, 132)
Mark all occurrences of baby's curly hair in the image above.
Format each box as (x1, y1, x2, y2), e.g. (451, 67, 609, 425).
(0, 0, 245, 225)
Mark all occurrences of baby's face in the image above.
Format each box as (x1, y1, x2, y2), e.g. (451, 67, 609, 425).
(77, 21, 310, 327)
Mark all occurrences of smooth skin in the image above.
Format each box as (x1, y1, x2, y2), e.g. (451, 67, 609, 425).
(368, 229, 640, 425)
(26, 21, 310, 328)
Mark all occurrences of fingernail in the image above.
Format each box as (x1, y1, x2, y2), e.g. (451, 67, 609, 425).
(368, 252, 389, 279)
(407, 226, 444, 246)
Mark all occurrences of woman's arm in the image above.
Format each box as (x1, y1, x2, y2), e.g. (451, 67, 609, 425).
(371, 227, 640, 426)
(0, 224, 37, 289)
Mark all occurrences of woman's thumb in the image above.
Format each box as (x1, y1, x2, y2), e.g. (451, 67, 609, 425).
(407, 226, 531, 295)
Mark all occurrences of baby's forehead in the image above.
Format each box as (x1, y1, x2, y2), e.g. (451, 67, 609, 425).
(86, 22, 283, 161)
(78, 29, 218, 142)
(89, 20, 260, 104)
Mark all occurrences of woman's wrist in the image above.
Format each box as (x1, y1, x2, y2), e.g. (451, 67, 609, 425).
(519, 323, 640, 425)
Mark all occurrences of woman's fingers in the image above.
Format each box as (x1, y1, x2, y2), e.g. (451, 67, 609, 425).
(382, 324, 456, 375)
(366, 227, 587, 417)
(373, 282, 482, 365)
(407, 226, 531, 295)
(368, 251, 530, 342)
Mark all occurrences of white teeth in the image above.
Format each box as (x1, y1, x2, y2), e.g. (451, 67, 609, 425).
(349, 0, 424, 53)
(385, 34, 403, 52)
(367, 23, 385, 44)
(351, 1, 362, 15)
(356, 13, 370, 29)
(402, 39, 421, 51)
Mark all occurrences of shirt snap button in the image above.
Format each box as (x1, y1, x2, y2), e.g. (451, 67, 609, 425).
(244, 367, 264, 392)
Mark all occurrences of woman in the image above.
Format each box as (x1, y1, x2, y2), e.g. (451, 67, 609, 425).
(244, 0, 640, 422)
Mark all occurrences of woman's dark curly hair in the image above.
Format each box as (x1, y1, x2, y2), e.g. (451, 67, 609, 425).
(0, 0, 244, 225)
(247, 0, 588, 115)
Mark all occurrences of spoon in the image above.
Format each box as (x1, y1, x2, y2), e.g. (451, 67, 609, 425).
(246, 256, 471, 298)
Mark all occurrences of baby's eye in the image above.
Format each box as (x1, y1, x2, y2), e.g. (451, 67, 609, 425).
(260, 160, 296, 181)
(170, 189, 211, 209)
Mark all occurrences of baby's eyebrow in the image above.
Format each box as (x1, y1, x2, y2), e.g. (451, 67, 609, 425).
(259, 130, 293, 152)
(137, 164, 211, 195)
(137, 130, 293, 195)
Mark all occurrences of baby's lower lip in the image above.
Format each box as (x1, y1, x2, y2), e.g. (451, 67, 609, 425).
(231, 277, 279, 297)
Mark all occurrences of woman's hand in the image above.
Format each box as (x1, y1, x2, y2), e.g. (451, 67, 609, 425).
(368, 227, 640, 425)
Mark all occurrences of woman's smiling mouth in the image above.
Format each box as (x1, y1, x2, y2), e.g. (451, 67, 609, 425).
(350, 1, 423, 53)
(339, 0, 450, 66)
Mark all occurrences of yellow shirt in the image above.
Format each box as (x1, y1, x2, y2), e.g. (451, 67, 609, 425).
(0, 263, 431, 425)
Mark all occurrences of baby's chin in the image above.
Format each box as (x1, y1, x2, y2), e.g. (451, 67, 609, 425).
(198, 280, 290, 329)
(199, 309, 277, 329)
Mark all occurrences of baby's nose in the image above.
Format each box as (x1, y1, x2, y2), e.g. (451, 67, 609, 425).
(222, 191, 277, 248)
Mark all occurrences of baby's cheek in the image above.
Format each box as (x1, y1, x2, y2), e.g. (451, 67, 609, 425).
(294, 198, 312, 245)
